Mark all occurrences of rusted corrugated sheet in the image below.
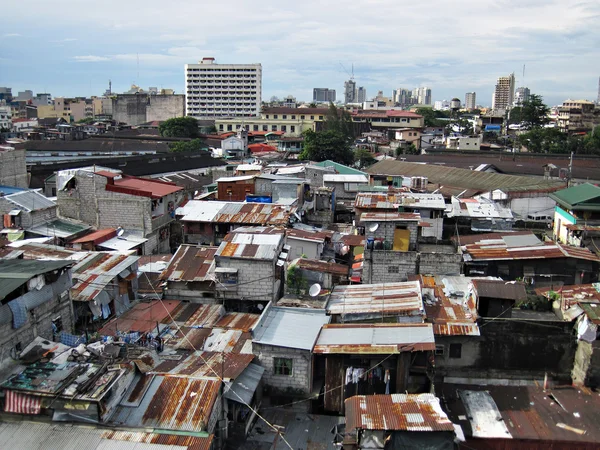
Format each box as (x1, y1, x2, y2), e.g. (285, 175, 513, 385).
(294, 258, 349, 276)
(355, 192, 445, 210)
(345, 393, 454, 432)
(216, 230, 284, 261)
(473, 279, 527, 301)
(213, 312, 260, 332)
(184, 304, 226, 328)
(98, 300, 181, 335)
(159, 245, 217, 282)
(213, 202, 295, 225)
(338, 234, 366, 247)
(151, 351, 254, 380)
(433, 323, 480, 336)
(286, 228, 328, 243)
(141, 377, 220, 432)
(101, 430, 213, 450)
(360, 212, 421, 222)
(464, 242, 600, 262)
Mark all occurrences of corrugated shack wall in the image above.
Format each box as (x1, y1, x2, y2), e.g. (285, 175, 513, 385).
(324, 355, 344, 413)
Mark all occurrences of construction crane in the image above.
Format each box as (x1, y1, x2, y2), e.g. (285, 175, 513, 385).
(339, 62, 354, 81)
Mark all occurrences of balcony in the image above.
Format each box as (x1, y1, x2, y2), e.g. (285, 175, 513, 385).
(151, 213, 174, 231)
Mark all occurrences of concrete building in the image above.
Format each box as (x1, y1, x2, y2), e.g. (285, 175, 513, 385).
(492, 73, 515, 111)
(214, 227, 286, 306)
(514, 87, 530, 106)
(393, 88, 414, 107)
(185, 57, 262, 118)
(112, 94, 185, 126)
(413, 87, 432, 105)
(31, 93, 52, 107)
(252, 304, 330, 397)
(0, 147, 27, 188)
(465, 92, 476, 110)
(159, 245, 217, 302)
(550, 183, 600, 245)
(313, 88, 336, 103)
(0, 188, 58, 231)
(344, 79, 357, 104)
(92, 97, 113, 118)
(445, 135, 482, 151)
(557, 99, 599, 133)
(356, 86, 367, 103)
(0, 259, 74, 354)
(56, 167, 184, 254)
(0, 105, 12, 131)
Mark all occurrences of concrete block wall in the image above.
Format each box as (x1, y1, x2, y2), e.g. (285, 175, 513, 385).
(146, 95, 185, 123)
(365, 221, 418, 250)
(0, 198, 57, 229)
(363, 250, 419, 283)
(419, 252, 462, 275)
(253, 343, 312, 394)
(0, 148, 28, 188)
(216, 258, 275, 301)
(112, 95, 148, 126)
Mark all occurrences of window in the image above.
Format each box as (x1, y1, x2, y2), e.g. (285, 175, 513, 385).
(310, 115, 315, 120)
(227, 125, 233, 131)
(281, 125, 287, 132)
(300, 115, 305, 120)
(449, 343, 462, 359)
(265, 115, 269, 119)
(435, 345, 444, 356)
(282, 115, 287, 119)
(253, 125, 259, 131)
(263, 125, 268, 131)
(290, 125, 295, 133)
(292, 115, 296, 119)
(274, 115, 278, 119)
(388, 266, 399, 274)
(319, 116, 323, 120)
(274, 357, 293, 376)
(272, 125, 277, 131)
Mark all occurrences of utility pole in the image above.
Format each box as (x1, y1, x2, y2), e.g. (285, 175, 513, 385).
(568, 151, 574, 187)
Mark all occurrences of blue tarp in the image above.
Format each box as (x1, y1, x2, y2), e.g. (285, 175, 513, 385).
(485, 124, 501, 131)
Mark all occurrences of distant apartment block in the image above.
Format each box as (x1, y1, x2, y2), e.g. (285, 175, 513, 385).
(514, 87, 530, 106)
(557, 99, 600, 133)
(465, 92, 476, 110)
(185, 57, 262, 118)
(492, 73, 515, 111)
(356, 86, 367, 103)
(344, 79, 357, 104)
(313, 88, 336, 103)
(413, 87, 432, 105)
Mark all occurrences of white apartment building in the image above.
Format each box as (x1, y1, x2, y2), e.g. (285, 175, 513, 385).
(185, 57, 262, 118)
(0, 105, 12, 131)
(492, 73, 515, 111)
(465, 92, 476, 110)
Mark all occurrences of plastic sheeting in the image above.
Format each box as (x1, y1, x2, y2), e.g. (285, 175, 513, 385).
(8, 298, 27, 328)
(51, 271, 73, 297)
(21, 285, 53, 310)
(577, 314, 598, 343)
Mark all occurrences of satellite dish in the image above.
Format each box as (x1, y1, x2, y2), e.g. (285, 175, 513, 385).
(309, 283, 322, 297)
(117, 228, 125, 237)
(368, 223, 379, 232)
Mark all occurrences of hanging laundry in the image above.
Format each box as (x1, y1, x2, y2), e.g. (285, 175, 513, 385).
(384, 369, 391, 395)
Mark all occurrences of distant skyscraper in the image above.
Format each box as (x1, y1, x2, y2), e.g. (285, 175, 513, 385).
(514, 87, 530, 106)
(344, 79, 357, 103)
(313, 88, 336, 103)
(465, 92, 476, 110)
(356, 86, 366, 103)
(492, 73, 515, 111)
(393, 88, 413, 106)
(414, 87, 431, 105)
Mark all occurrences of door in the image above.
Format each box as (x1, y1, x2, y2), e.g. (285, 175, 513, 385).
(393, 227, 410, 251)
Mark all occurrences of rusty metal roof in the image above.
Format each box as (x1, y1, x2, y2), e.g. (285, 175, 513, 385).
(159, 245, 217, 282)
(286, 228, 328, 243)
(292, 258, 349, 276)
(111, 376, 220, 432)
(338, 233, 366, 247)
(8, 242, 87, 261)
(151, 351, 254, 380)
(101, 430, 213, 450)
(71, 252, 140, 302)
(327, 281, 424, 317)
(203, 328, 252, 353)
(473, 279, 527, 301)
(213, 202, 295, 225)
(213, 312, 260, 332)
(355, 192, 446, 210)
(536, 284, 600, 319)
(216, 230, 284, 260)
(183, 304, 226, 328)
(70, 228, 117, 244)
(463, 241, 600, 262)
(313, 323, 435, 354)
(433, 323, 480, 336)
(98, 300, 181, 335)
(345, 394, 454, 432)
(360, 212, 421, 222)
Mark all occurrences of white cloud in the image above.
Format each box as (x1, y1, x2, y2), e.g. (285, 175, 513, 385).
(73, 55, 110, 62)
(52, 38, 77, 43)
(2, 33, 21, 37)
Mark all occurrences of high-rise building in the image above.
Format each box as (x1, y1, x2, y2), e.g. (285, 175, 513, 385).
(313, 88, 336, 103)
(185, 57, 262, 118)
(414, 87, 432, 105)
(492, 73, 515, 111)
(344, 79, 357, 103)
(514, 87, 530, 106)
(393, 88, 413, 107)
(356, 86, 366, 103)
(465, 92, 476, 110)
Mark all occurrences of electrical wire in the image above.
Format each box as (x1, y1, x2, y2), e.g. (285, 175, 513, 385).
(142, 271, 294, 450)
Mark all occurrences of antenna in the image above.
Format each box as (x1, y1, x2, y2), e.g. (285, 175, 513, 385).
(309, 283, 321, 298)
(368, 223, 379, 232)
(117, 227, 124, 237)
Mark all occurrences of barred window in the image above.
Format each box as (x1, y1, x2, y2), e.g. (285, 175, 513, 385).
(273, 357, 293, 376)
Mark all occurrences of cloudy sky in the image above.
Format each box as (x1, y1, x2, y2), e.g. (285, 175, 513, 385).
(2, 0, 599, 106)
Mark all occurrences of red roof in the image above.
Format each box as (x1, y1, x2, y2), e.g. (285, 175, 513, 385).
(95, 170, 120, 179)
(98, 300, 181, 335)
(71, 228, 117, 245)
(248, 143, 276, 153)
(109, 176, 183, 199)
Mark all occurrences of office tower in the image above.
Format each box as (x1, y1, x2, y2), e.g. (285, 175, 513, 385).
(344, 79, 357, 103)
(313, 88, 336, 103)
(492, 73, 515, 111)
(465, 92, 476, 110)
(393, 88, 413, 106)
(514, 87, 530, 106)
(414, 87, 432, 105)
(356, 86, 366, 103)
(185, 57, 262, 118)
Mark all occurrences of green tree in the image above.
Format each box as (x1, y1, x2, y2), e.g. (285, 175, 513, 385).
(159, 116, 200, 138)
(582, 126, 600, 155)
(323, 102, 355, 140)
(354, 148, 376, 168)
(415, 107, 450, 127)
(299, 129, 354, 165)
(511, 94, 550, 129)
(77, 117, 96, 124)
(168, 138, 207, 153)
(517, 127, 566, 153)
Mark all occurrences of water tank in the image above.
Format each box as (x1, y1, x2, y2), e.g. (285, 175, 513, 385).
(451, 98, 461, 110)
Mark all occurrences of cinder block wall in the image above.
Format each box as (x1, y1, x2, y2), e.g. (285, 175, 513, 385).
(0, 149, 28, 188)
(253, 343, 312, 394)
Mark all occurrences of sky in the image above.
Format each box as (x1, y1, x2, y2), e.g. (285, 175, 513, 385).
(1, 0, 599, 107)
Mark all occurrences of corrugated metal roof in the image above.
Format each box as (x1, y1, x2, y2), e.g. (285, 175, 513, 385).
(224, 363, 264, 405)
(0, 259, 72, 301)
(8, 242, 87, 261)
(459, 390, 512, 439)
(113, 176, 183, 199)
(345, 393, 454, 432)
(433, 323, 480, 336)
(98, 300, 181, 335)
(28, 218, 92, 239)
(292, 258, 349, 276)
(360, 212, 421, 222)
(176, 200, 228, 222)
(70, 228, 117, 244)
(160, 245, 217, 282)
(473, 279, 527, 301)
(323, 174, 369, 183)
(448, 196, 513, 220)
(97, 234, 148, 252)
(367, 160, 565, 194)
(355, 192, 446, 210)
(0, 421, 213, 450)
(463, 241, 600, 262)
(216, 231, 283, 261)
(151, 351, 254, 380)
(579, 302, 600, 324)
(549, 182, 600, 209)
(286, 228, 328, 243)
(326, 281, 423, 316)
(216, 175, 256, 182)
(313, 323, 435, 354)
(183, 304, 226, 328)
(213, 202, 295, 225)
(71, 252, 140, 302)
(213, 312, 260, 332)
(253, 305, 330, 350)
(4, 190, 56, 212)
(536, 283, 600, 311)
(110, 375, 220, 432)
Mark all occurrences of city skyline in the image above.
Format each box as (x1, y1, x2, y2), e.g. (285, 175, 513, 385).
(1, 0, 599, 106)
